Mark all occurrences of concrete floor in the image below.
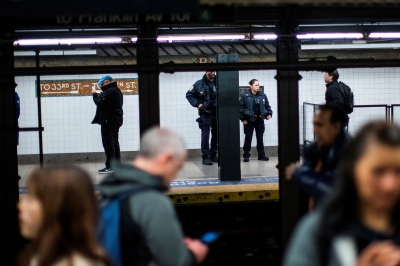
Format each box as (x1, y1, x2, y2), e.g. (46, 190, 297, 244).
(18, 157, 279, 186)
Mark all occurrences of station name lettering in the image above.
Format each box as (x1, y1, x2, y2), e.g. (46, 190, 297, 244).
(57, 14, 191, 24)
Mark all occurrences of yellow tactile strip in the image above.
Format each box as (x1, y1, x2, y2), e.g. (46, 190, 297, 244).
(167, 182, 278, 194)
(19, 182, 279, 205)
(166, 183, 279, 204)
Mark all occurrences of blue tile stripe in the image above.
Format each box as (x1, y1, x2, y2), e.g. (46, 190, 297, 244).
(19, 176, 279, 194)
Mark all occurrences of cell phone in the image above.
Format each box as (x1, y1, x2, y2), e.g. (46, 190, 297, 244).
(201, 231, 221, 244)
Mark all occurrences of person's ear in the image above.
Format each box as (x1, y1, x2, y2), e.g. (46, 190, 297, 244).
(158, 153, 173, 166)
(334, 123, 341, 131)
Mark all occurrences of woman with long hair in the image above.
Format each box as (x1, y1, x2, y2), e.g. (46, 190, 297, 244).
(18, 165, 110, 266)
(284, 121, 400, 266)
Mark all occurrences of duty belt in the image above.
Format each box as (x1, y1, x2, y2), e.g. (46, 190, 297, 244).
(204, 109, 216, 114)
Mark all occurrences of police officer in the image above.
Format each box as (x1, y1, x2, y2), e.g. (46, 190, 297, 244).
(186, 71, 217, 165)
(239, 79, 272, 162)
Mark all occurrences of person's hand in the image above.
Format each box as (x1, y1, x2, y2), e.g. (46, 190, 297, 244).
(198, 103, 204, 110)
(243, 120, 248, 125)
(285, 162, 300, 180)
(184, 237, 209, 264)
(357, 241, 400, 266)
(266, 115, 272, 120)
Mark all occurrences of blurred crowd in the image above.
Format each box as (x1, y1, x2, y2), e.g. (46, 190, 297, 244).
(17, 110, 400, 265)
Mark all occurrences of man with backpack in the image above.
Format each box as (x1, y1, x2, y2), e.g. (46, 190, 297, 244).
(324, 69, 354, 127)
(98, 127, 209, 266)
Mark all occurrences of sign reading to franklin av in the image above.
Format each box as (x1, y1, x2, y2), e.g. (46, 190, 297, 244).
(39, 79, 138, 97)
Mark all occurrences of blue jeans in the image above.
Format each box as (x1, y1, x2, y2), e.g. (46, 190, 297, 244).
(198, 113, 217, 159)
(243, 120, 265, 158)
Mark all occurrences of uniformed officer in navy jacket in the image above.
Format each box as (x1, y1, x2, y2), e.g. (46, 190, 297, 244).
(14, 82, 20, 146)
(186, 71, 218, 165)
(239, 79, 272, 162)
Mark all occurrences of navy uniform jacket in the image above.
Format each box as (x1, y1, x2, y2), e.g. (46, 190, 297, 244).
(15, 92, 20, 123)
(239, 90, 273, 122)
(186, 74, 217, 111)
(15, 92, 20, 145)
(92, 82, 124, 127)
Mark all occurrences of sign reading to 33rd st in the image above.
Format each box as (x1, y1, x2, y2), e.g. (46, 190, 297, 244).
(38, 79, 138, 97)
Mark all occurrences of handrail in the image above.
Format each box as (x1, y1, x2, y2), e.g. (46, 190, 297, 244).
(303, 102, 393, 145)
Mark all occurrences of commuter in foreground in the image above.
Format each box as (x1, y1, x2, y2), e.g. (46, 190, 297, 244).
(98, 127, 208, 266)
(18, 165, 110, 266)
(285, 104, 350, 208)
(284, 121, 400, 266)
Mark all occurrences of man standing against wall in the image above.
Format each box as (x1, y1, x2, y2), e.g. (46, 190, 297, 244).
(324, 69, 351, 126)
(92, 75, 124, 174)
(186, 71, 218, 165)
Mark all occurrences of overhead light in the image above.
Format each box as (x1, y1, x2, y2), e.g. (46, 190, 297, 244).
(130, 35, 246, 43)
(156, 35, 246, 42)
(301, 43, 400, 50)
(253, 34, 277, 40)
(14, 51, 35, 56)
(15, 38, 122, 46)
(14, 50, 97, 56)
(369, 32, 400, 38)
(64, 50, 97, 55)
(297, 33, 363, 39)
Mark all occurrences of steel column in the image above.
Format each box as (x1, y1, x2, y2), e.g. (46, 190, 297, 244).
(217, 71, 241, 181)
(0, 29, 20, 265)
(277, 35, 302, 247)
(137, 25, 160, 136)
(35, 50, 44, 167)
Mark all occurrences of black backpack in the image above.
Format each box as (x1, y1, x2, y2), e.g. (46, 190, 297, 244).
(337, 81, 354, 114)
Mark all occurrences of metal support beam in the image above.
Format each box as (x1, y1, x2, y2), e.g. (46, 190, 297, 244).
(0, 29, 20, 265)
(35, 50, 44, 167)
(217, 70, 241, 181)
(276, 6, 303, 248)
(6, 58, 400, 76)
(137, 25, 160, 136)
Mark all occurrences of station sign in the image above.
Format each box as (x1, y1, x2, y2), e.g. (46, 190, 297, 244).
(38, 79, 138, 97)
(0, 5, 234, 28)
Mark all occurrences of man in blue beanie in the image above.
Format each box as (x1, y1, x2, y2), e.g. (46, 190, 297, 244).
(92, 75, 124, 174)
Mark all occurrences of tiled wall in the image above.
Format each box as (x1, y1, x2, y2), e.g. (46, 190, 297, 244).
(300, 68, 400, 142)
(16, 73, 140, 155)
(16, 68, 400, 155)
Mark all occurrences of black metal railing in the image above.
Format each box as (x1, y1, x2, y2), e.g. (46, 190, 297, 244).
(303, 102, 393, 145)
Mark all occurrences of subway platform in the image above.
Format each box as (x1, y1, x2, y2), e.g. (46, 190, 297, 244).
(18, 157, 279, 204)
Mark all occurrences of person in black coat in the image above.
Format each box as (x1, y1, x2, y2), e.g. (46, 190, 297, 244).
(325, 69, 349, 126)
(92, 75, 123, 174)
(239, 79, 273, 162)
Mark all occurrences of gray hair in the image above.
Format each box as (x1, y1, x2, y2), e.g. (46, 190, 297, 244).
(139, 127, 187, 159)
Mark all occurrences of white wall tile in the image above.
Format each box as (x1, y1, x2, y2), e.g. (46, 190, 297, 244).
(17, 68, 399, 155)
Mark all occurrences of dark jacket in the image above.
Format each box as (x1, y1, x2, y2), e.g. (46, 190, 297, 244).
(284, 210, 400, 266)
(15, 92, 20, 145)
(239, 90, 273, 122)
(91, 82, 123, 127)
(98, 161, 196, 266)
(186, 74, 217, 111)
(292, 131, 350, 207)
(325, 80, 349, 123)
